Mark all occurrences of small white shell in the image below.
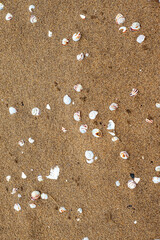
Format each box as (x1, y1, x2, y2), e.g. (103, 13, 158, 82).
(41, 193, 48, 200)
(18, 140, 25, 147)
(62, 127, 67, 133)
(85, 150, 94, 160)
(37, 175, 43, 181)
(6, 13, 13, 21)
(14, 203, 21, 211)
(80, 14, 85, 19)
(92, 128, 102, 138)
(62, 38, 69, 45)
(18, 194, 22, 198)
(59, 207, 66, 213)
(85, 53, 89, 57)
(134, 177, 140, 184)
(63, 95, 72, 105)
(115, 13, 125, 25)
(152, 177, 160, 184)
(112, 136, 119, 142)
(28, 137, 34, 143)
(21, 172, 27, 179)
(9, 107, 17, 115)
(72, 32, 81, 41)
(77, 53, 84, 61)
(127, 180, 136, 189)
(6, 175, 11, 182)
(156, 103, 160, 108)
(120, 151, 129, 159)
(130, 22, 141, 31)
(48, 31, 52, 37)
(109, 103, 118, 111)
(119, 26, 127, 33)
(89, 111, 98, 120)
(0, 3, 4, 10)
(74, 111, 81, 121)
(29, 5, 35, 12)
(115, 181, 120, 186)
(29, 203, 36, 209)
(74, 84, 83, 92)
(31, 191, 41, 200)
(83, 238, 89, 240)
(77, 208, 83, 213)
(32, 107, 41, 116)
(30, 15, 37, 24)
(107, 120, 115, 130)
(11, 188, 17, 194)
(79, 124, 88, 133)
(155, 166, 160, 172)
(46, 104, 51, 109)
(130, 88, 138, 96)
(46, 166, 60, 180)
(86, 158, 94, 164)
(137, 35, 145, 43)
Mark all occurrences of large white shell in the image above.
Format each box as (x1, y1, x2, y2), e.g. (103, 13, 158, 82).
(77, 53, 84, 61)
(59, 207, 66, 213)
(18, 140, 25, 146)
(29, 5, 35, 12)
(79, 124, 88, 133)
(21, 172, 27, 179)
(127, 180, 136, 189)
(74, 84, 83, 92)
(9, 107, 17, 115)
(46, 166, 60, 180)
(63, 95, 71, 105)
(156, 103, 160, 108)
(130, 22, 141, 31)
(89, 111, 98, 120)
(6, 175, 11, 182)
(74, 111, 81, 121)
(72, 32, 81, 41)
(0, 3, 4, 10)
(30, 15, 37, 23)
(107, 120, 115, 130)
(137, 35, 145, 43)
(92, 129, 102, 137)
(32, 107, 41, 116)
(62, 38, 69, 45)
(14, 203, 21, 211)
(120, 151, 129, 159)
(115, 13, 125, 25)
(152, 177, 160, 183)
(85, 150, 94, 160)
(41, 193, 48, 199)
(155, 166, 160, 172)
(31, 191, 41, 200)
(29, 203, 36, 208)
(6, 13, 13, 21)
(109, 103, 118, 111)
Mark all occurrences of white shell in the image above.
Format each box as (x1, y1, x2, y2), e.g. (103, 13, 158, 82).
(6, 175, 11, 182)
(112, 136, 119, 142)
(21, 172, 27, 179)
(156, 103, 160, 108)
(146, 118, 153, 124)
(32, 107, 41, 116)
(62, 127, 67, 133)
(46, 104, 51, 109)
(85, 150, 94, 160)
(48, 31, 52, 37)
(62, 38, 69, 45)
(155, 166, 160, 172)
(130, 22, 140, 31)
(108, 131, 115, 136)
(0, 3, 4, 10)
(85, 53, 89, 57)
(137, 35, 145, 43)
(89, 111, 98, 120)
(80, 14, 85, 19)
(152, 177, 160, 183)
(109, 103, 118, 111)
(82, 238, 89, 240)
(119, 26, 127, 33)
(46, 166, 60, 180)
(120, 151, 129, 159)
(18, 194, 22, 198)
(6, 13, 13, 21)
(127, 180, 136, 189)
(29, 203, 36, 208)
(77, 53, 84, 61)
(41, 193, 48, 200)
(59, 207, 66, 213)
(37, 175, 43, 181)
(74, 84, 83, 92)
(79, 124, 88, 133)
(11, 188, 17, 194)
(74, 111, 81, 121)
(9, 107, 17, 115)
(72, 32, 81, 41)
(77, 208, 83, 213)
(86, 158, 94, 164)
(134, 177, 140, 184)
(28, 137, 34, 143)
(31, 191, 41, 200)
(18, 140, 25, 146)
(107, 120, 115, 130)
(14, 203, 21, 211)
(30, 15, 37, 23)
(29, 5, 35, 12)
(63, 95, 71, 105)
(115, 13, 125, 25)
(115, 181, 120, 186)
(92, 128, 102, 138)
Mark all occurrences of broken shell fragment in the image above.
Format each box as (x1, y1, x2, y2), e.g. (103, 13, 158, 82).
(62, 38, 69, 45)
(130, 88, 138, 96)
(9, 107, 17, 115)
(18, 140, 25, 147)
(120, 151, 129, 159)
(74, 111, 81, 121)
(6, 176, 11, 182)
(115, 13, 125, 25)
(85, 150, 94, 160)
(14, 203, 21, 211)
(146, 118, 153, 124)
(130, 22, 141, 31)
(63, 95, 71, 105)
(80, 14, 85, 19)
(29, 203, 36, 209)
(156, 103, 160, 108)
(92, 129, 102, 138)
(127, 180, 137, 189)
(6, 13, 13, 21)
(152, 177, 160, 184)
(86, 158, 94, 164)
(46, 104, 51, 110)
(107, 120, 115, 130)
(11, 188, 18, 194)
(77, 208, 83, 213)
(79, 124, 88, 133)
(89, 111, 98, 120)
(72, 32, 81, 41)
(37, 175, 43, 181)
(32, 107, 41, 116)
(31, 191, 41, 201)
(108, 131, 115, 136)
(116, 181, 120, 187)
(59, 207, 66, 213)
(137, 35, 145, 43)
(112, 136, 119, 142)
(48, 31, 52, 37)
(28, 137, 34, 143)
(77, 53, 84, 61)
(119, 26, 127, 33)
(21, 172, 27, 179)
(74, 84, 83, 92)
(109, 103, 118, 111)
(0, 3, 4, 10)
(134, 177, 140, 184)
(83, 238, 89, 240)
(41, 193, 48, 200)
(30, 15, 37, 23)
(29, 5, 35, 12)
(155, 166, 160, 172)
(46, 166, 60, 180)
(62, 127, 67, 133)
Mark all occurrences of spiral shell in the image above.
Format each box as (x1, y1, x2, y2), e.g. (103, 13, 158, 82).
(59, 207, 66, 213)
(32, 107, 41, 116)
(30, 15, 37, 23)
(115, 13, 125, 25)
(89, 111, 98, 120)
(92, 129, 102, 138)
(127, 180, 136, 189)
(79, 124, 88, 133)
(31, 191, 41, 200)
(14, 203, 21, 211)
(146, 118, 153, 124)
(62, 38, 69, 45)
(74, 84, 83, 92)
(63, 95, 71, 105)
(130, 22, 141, 31)
(74, 111, 81, 121)
(130, 88, 138, 96)
(77, 53, 84, 61)
(72, 32, 81, 41)
(5, 13, 13, 21)
(109, 103, 118, 111)
(120, 151, 129, 159)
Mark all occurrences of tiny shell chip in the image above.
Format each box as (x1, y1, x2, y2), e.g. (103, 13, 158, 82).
(14, 203, 21, 211)
(134, 177, 140, 184)
(108, 131, 115, 136)
(74, 84, 83, 92)
(72, 32, 81, 41)
(11, 188, 17, 194)
(63, 95, 71, 105)
(85, 150, 94, 160)
(29, 5, 35, 12)
(92, 129, 102, 138)
(48, 31, 52, 37)
(127, 180, 136, 189)
(74, 111, 81, 121)
(112, 136, 119, 142)
(136, 35, 145, 43)
(41, 193, 48, 200)
(30, 15, 37, 23)
(6, 13, 13, 21)
(130, 88, 138, 96)
(59, 207, 66, 213)
(18, 140, 25, 147)
(115, 13, 125, 25)
(79, 124, 88, 133)
(152, 177, 160, 184)
(46, 104, 51, 110)
(28, 137, 34, 143)
(86, 158, 94, 164)
(37, 175, 43, 181)
(155, 166, 160, 172)
(31, 191, 41, 200)
(146, 118, 153, 124)
(9, 107, 17, 115)
(80, 14, 85, 19)
(0, 3, 4, 10)
(62, 38, 69, 45)
(130, 22, 141, 31)
(21, 172, 27, 179)
(32, 107, 41, 116)
(18, 194, 22, 198)
(6, 175, 11, 182)
(77, 53, 84, 61)
(77, 208, 83, 213)
(46, 166, 60, 180)
(156, 103, 160, 108)
(89, 111, 98, 120)
(29, 203, 36, 209)
(107, 120, 115, 130)
(109, 103, 118, 111)
(119, 26, 127, 33)
(116, 181, 120, 186)
(120, 151, 129, 159)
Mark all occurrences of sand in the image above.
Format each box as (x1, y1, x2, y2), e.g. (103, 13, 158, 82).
(0, 0, 160, 239)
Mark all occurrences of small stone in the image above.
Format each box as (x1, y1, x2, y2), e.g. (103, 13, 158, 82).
(31, 191, 41, 200)
(74, 84, 83, 92)
(92, 128, 102, 137)
(59, 207, 66, 213)
(72, 32, 81, 41)
(79, 124, 88, 133)
(134, 220, 137, 224)
(85, 150, 94, 160)
(46, 166, 60, 180)
(77, 53, 84, 61)
(112, 136, 119, 142)
(137, 35, 145, 43)
(62, 38, 69, 45)
(134, 177, 140, 184)
(0, 3, 4, 10)
(62, 127, 67, 133)
(109, 103, 118, 111)
(30, 15, 37, 23)
(107, 120, 115, 130)
(130, 173, 135, 179)
(156, 103, 160, 108)
(155, 166, 160, 172)
(9, 107, 17, 115)
(120, 151, 129, 159)
(21, 172, 27, 179)
(127, 180, 136, 189)
(82, 238, 89, 240)
(152, 177, 160, 184)
(80, 14, 85, 19)
(18, 194, 22, 198)
(11, 188, 18, 194)
(14, 203, 21, 211)
(74, 111, 81, 121)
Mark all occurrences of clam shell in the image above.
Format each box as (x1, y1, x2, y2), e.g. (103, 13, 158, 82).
(9, 107, 17, 115)
(74, 84, 83, 92)
(6, 13, 13, 21)
(63, 95, 71, 105)
(115, 13, 125, 25)
(112, 136, 119, 142)
(62, 38, 69, 45)
(77, 53, 84, 61)
(41, 193, 48, 199)
(109, 103, 118, 111)
(32, 107, 41, 116)
(80, 14, 85, 19)
(79, 124, 88, 133)
(146, 118, 153, 124)
(30, 15, 37, 23)
(130, 88, 138, 96)
(74, 111, 81, 121)
(59, 207, 66, 213)
(85, 150, 94, 160)
(77, 208, 83, 213)
(14, 203, 21, 211)
(127, 180, 136, 189)
(46, 166, 60, 180)
(31, 191, 41, 200)
(92, 129, 102, 137)
(29, 5, 35, 12)
(152, 177, 160, 184)
(137, 35, 145, 43)
(130, 22, 141, 31)
(29, 203, 36, 208)
(0, 3, 4, 10)
(21, 172, 27, 179)
(156, 103, 160, 108)
(155, 166, 160, 172)
(72, 32, 81, 41)
(18, 140, 25, 146)
(89, 111, 98, 120)
(119, 26, 127, 33)
(107, 120, 115, 130)
(120, 151, 129, 159)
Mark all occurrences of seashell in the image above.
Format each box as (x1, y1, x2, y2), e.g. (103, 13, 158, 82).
(107, 120, 115, 130)
(137, 35, 145, 43)
(119, 26, 127, 33)
(74, 84, 83, 92)
(0, 3, 4, 10)
(62, 127, 67, 132)
(109, 103, 118, 111)
(9, 107, 17, 115)
(89, 111, 98, 120)
(127, 179, 136, 189)
(83, 238, 89, 240)
(18, 194, 22, 198)
(29, 5, 35, 12)
(37, 175, 43, 181)
(28, 137, 34, 143)
(79, 124, 88, 133)
(146, 118, 153, 124)
(6, 13, 13, 21)
(59, 207, 66, 213)
(48, 31, 52, 37)
(152, 177, 160, 184)
(29, 203, 36, 209)
(30, 15, 37, 24)
(32, 107, 41, 116)
(62, 38, 69, 45)
(18, 140, 25, 147)
(11, 188, 17, 194)
(77, 208, 83, 213)
(72, 32, 81, 41)
(130, 88, 138, 96)
(63, 95, 72, 105)
(115, 181, 120, 186)
(120, 151, 129, 159)
(134, 221, 137, 224)
(31, 191, 41, 200)
(14, 203, 21, 211)
(41, 193, 48, 199)
(130, 22, 141, 31)
(134, 177, 140, 184)
(46, 104, 51, 109)
(92, 128, 102, 138)
(86, 158, 94, 164)
(80, 14, 85, 19)
(21, 172, 27, 179)
(6, 175, 11, 182)
(115, 13, 125, 25)
(156, 103, 160, 108)
(112, 136, 119, 142)
(46, 166, 60, 180)
(77, 53, 84, 61)
(108, 131, 115, 136)
(74, 111, 81, 121)
(85, 150, 94, 160)
(155, 166, 160, 172)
